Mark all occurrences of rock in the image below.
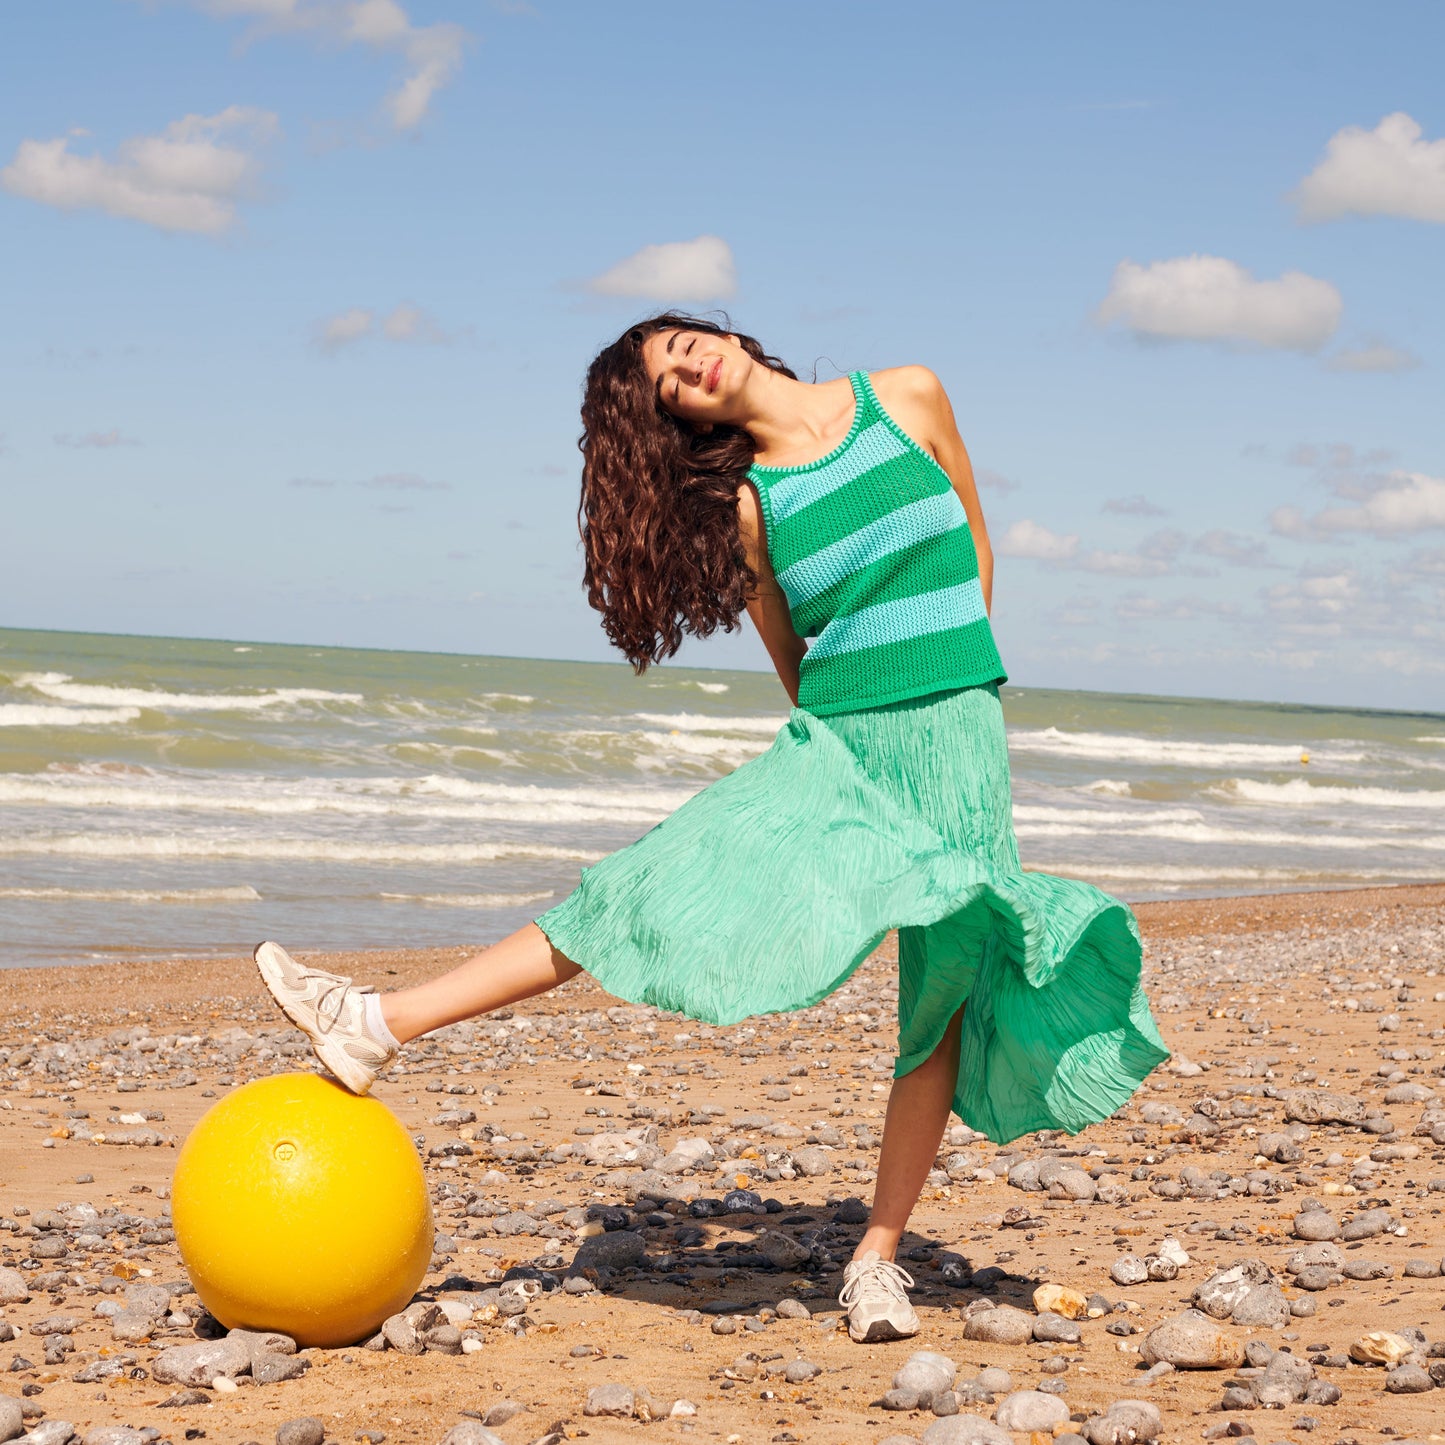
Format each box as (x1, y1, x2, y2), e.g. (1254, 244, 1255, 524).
(253, 1352, 310, 1384)
(976, 1366, 1013, 1393)
(1145, 1255, 1179, 1282)
(0, 1271, 28, 1306)
(782, 1358, 820, 1383)
(1341, 1259, 1392, 1281)
(1157, 1237, 1189, 1267)
(1033, 1284, 1087, 1319)
(275, 1421, 325, 1445)
(880, 1387, 921, 1411)
(1292, 1211, 1340, 1241)
(963, 1305, 1034, 1345)
(572, 1230, 647, 1272)
(21, 1424, 74, 1445)
(1139, 1310, 1245, 1370)
(1111, 1255, 1148, 1286)
(1287, 1242, 1344, 1272)
(0, 1398, 21, 1444)
(82, 1430, 147, 1445)
(921, 1417, 1013, 1445)
(227, 1327, 298, 1359)
(1292, 1266, 1337, 1292)
(583, 1383, 636, 1416)
(996, 1390, 1070, 1432)
(775, 1298, 810, 1319)
(1051, 1168, 1097, 1201)
(1192, 1260, 1273, 1319)
(152, 1335, 251, 1386)
(1281, 1090, 1364, 1125)
(1384, 1364, 1435, 1393)
(1230, 1283, 1290, 1328)
(436, 1425, 505, 1445)
(1033, 1311, 1081, 1344)
(790, 1146, 833, 1176)
(1256, 1352, 1313, 1406)
(757, 1230, 810, 1269)
(1081, 1401, 1163, 1445)
(109, 1308, 158, 1342)
(1341, 1207, 1393, 1241)
(895, 1352, 957, 1395)
(833, 1197, 869, 1224)
(382, 1312, 424, 1355)
(1350, 1332, 1413, 1366)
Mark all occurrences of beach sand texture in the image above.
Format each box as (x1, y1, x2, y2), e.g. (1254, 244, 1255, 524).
(0, 883, 1443, 1444)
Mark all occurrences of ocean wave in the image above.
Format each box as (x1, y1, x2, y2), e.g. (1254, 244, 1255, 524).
(380, 890, 554, 908)
(1210, 777, 1445, 810)
(1016, 819, 1445, 850)
(15, 672, 362, 713)
(1007, 726, 1357, 769)
(1033, 863, 1445, 887)
(632, 731, 773, 766)
(0, 835, 601, 864)
(0, 704, 142, 727)
(630, 712, 784, 735)
(1084, 779, 1132, 797)
(1013, 804, 1206, 825)
(0, 770, 693, 825)
(0, 884, 261, 904)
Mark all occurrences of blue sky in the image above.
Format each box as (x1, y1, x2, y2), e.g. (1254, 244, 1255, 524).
(2, 1, 1442, 709)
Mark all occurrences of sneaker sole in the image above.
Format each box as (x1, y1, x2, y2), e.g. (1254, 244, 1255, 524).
(253, 942, 376, 1096)
(848, 1315, 920, 1343)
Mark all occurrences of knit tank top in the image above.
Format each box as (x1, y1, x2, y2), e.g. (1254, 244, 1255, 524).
(748, 371, 1006, 715)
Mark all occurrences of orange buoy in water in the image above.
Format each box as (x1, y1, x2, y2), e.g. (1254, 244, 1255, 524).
(172, 1073, 432, 1348)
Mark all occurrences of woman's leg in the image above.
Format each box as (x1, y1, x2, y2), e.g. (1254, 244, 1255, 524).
(855, 1004, 964, 1261)
(382, 923, 580, 1043)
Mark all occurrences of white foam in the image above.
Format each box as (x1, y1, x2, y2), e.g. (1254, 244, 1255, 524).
(0, 835, 601, 863)
(1013, 804, 1205, 826)
(380, 890, 555, 908)
(1083, 779, 1132, 797)
(0, 885, 261, 904)
(1414, 736, 1445, 746)
(630, 712, 784, 736)
(1006, 726, 1358, 769)
(693, 682, 730, 694)
(0, 704, 141, 727)
(1032, 863, 1445, 887)
(1210, 777, 1445, 810)
(632, 730, 772, 765)
(1015, 819, 1445, 851)
(15, 672, 362, 713)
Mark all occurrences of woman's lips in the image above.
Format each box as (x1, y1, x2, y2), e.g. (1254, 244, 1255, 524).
(707, 358, 722, 393)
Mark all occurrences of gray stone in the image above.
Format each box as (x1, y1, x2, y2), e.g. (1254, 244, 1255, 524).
(1282, 1090, 1364, 1125)
(775, 1298, 810, 1319)
(881, 1388, 921, 1411)
(436, 1425, 505, 1445)
(975, 1366, 1013, 1394)
(1341, 1259, 1393, 1281)
(1231, 1283, 1291, 1328)
(1081, 1401, 1163, 1445)
(1139, 1310, 1245, 1369)
(1384, 1364, 1434, 1393)
(1287, 1242, 1344, 1272)
(1340, 1207, 1392, 1240)
(1111, 1255, 1148, 1286)
(0, 1399, 21, 1445)
(109, 1308, 158, 1342)
(583, 1383, 636, 1416)
(922, 1417, 1013, 1445)
(963, 1305, 1034, 1345)
(382, 1312, 424, 1355)
(122, 1282, 172, 1317)
(1256, 1351, 1314, 1407)
(791, 1146, 833, 1177)
(82, 1430, 147, 1445)
(1292, 1211, 1340, 1241)
(783, 1358, 820, 1383)
(895, 1352, 958, 1395)
(995, 1391, 1070, 1432)
(20, 1424, 75, 1445)
(480, 1402, 526, 1428)
(1052, 1169, 1097, 1202)
(757, 1230, 810, 1269)
(0, 1271, 28, 1307)
(1292, 1266, 1338, 1292)
(572, 1230, 647, 1272)
(1192, 1260, 1273, 1319)
(253, 1352, 310, 1384)
(1033, 1312, 1081, 1343)
(228, 1328, 298, 1359)
(1008, 1160, 1042, 1191)
(152, 1335, 251, 1386)
(275, 1421, 325, 1445)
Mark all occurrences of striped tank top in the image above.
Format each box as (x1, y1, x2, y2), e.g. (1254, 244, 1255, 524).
(748, 370, 1006, 715)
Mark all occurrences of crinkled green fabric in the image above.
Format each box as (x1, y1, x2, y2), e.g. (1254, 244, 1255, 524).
(536, 684, 1168, 1144)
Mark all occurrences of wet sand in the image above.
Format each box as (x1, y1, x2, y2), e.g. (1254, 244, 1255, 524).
(0, 882, 1443, 1445)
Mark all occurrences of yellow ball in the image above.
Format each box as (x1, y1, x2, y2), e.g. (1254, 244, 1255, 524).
(172, 1073, 433, 1348)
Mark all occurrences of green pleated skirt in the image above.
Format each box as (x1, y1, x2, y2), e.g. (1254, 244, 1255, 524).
(536, 683, 1168, 1144)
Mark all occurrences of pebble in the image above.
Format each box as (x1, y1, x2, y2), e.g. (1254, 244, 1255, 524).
(894, 1351, 957, 1395)
(1140, 1310, 1246, 1369)
(435, 1425, 505, 1445)
(963, 1305, 1034, 1345)
(275, 1422, 325, 1445)
(921, 1416, 1013, 1445)
(995, 1390, 1070, 1432)
(583, 1383, 635, 1416)
(1111, 1255, 1148, 1286)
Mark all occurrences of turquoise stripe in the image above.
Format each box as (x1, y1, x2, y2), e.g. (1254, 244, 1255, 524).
(777, 492, 967, 609)
(807, 579, 989, 661)
(767, 421, 907, 521)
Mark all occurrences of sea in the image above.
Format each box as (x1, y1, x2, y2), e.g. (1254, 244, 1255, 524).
(1, 627, 1441, 969)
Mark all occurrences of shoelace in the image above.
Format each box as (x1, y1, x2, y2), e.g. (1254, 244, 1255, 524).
(838, 1257, 915, 1310)
(305, 972, 372, 1032)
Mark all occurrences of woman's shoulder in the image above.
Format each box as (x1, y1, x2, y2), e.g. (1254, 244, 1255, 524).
(866, 364, 947, 409)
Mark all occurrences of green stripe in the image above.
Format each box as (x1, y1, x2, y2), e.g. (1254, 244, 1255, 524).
(773, 459, 952, 559)
(798, 621, 1005, 711)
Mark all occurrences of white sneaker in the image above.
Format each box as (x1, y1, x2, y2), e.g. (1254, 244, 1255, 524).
(253, 941, 397, 1095)
(839, 1250, 920, 1343)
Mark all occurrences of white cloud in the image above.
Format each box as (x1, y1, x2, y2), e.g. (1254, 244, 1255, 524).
(54, 429, 142, 448)
(179, 1, 465, 130)
(1294, 112, 1445, 224)
(1102, 494, 1167, 517)
(1264, 567, 1361, 620)
(996, 519, 1078, 562)
(1312, 471, 1445, 537)
(1097, 254, 1342, 352)
(1326, 342, 1421, 373)
(314, 302, 455, 351)
(360, 472, 449, 491)
(1, 106, 277, 235)
(588, 235, 737, 302)
(1192, 529, 1275, 567)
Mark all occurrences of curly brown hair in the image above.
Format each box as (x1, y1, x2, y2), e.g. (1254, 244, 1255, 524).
(578, 312, 796, 672)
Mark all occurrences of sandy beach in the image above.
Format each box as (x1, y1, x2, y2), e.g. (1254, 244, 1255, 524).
(1, 882, 1443, 1445)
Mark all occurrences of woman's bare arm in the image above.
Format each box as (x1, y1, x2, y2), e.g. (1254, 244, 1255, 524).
(870, 366, 994, 616)
(737, 482, 806, 705)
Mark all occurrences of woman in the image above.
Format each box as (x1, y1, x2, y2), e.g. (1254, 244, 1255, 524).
(256, 313, 1168, 1344)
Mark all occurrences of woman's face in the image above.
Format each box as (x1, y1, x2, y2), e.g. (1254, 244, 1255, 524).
(641, 327, 751, 425)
